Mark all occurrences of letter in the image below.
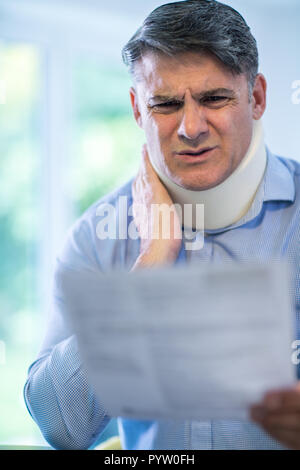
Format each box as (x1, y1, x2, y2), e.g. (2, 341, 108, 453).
(184, 203, 204, 251)
(118, 196, 129, 240)
(96, 203, 117, 240)
(148, 455, 156, 464)
(104, 457, 110, 464)
(128, 202, 141, 240)
(164, 455, 174, 464)
(151, 203, 182, 240)
(291, 339, 300, 365)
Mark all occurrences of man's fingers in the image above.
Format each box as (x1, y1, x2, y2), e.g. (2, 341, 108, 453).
(253, 410, 300, 431)
(262, 386, 300, 412)
(251, 404, 300, 449)
(141, 145, 158, 179)
(259, 424, 300, 450)
(141, 144, 150, 172)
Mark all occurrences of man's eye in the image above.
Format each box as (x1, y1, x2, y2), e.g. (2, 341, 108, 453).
(203, 96, 229, 106)
(152, 102, 181, 111)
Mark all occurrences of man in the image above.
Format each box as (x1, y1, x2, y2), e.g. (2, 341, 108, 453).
(24, 0, 300, 449)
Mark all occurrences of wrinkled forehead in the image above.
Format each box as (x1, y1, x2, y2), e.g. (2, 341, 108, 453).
(133, 51, 247, 100)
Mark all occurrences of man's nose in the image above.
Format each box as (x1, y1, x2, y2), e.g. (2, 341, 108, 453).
(177, 99, 209, 143)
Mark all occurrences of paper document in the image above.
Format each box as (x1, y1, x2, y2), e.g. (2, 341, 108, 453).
(60, 261, 296, 420)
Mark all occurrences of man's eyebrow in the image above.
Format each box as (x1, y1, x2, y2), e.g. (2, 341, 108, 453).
(148, 95, 183, 105)
(197, 88, 236, 99)
(148, 88, 236, 104)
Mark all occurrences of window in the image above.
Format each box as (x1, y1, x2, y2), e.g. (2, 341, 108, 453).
(71, 55, 144, 216)
(0, 41, 44, 445)
(0, 9, 144, 448)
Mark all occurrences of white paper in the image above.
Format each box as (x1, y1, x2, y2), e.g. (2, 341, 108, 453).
(60, 260, 296, 420)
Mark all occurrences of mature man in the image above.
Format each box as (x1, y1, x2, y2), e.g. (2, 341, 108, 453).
(24, 0, 300, 450)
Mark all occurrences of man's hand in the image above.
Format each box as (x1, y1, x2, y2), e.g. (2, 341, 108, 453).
(131, 145, 182, 270)
(250, 384, 300, 449)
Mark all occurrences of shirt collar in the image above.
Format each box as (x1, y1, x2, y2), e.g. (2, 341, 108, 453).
(263, 148, 296, 203)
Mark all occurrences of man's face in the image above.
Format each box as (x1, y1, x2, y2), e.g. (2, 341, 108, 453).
(130, 51, 266, 190)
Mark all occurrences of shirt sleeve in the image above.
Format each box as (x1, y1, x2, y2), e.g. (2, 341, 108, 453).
(23, 214, 112, 450)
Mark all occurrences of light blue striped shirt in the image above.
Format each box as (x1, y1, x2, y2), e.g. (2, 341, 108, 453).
(24, 149, 300, 450)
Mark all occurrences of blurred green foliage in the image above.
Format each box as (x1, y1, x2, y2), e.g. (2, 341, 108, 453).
(71, 57, 145, 216)
(0, 43, 43, 444)
(0, 45, 144, 445)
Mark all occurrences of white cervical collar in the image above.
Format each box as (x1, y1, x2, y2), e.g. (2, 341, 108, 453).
(150, 120, 267, 231)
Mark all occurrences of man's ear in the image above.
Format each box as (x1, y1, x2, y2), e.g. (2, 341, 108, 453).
(252, 73, 267, 120)
(130, 87, 143, 128)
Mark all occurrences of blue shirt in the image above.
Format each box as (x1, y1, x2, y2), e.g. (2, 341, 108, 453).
(24, 149, 300, 450)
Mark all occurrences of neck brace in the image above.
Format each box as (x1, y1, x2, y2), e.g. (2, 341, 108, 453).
(150, 120, 267, 231)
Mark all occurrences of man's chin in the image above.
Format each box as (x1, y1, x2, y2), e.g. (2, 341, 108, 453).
(170, 174, 227, 192)
(163, 160, 231, 191)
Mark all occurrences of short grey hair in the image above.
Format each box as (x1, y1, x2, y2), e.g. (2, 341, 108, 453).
(122, 0, 259, 92)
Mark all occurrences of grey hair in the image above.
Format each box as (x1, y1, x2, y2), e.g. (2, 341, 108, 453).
(122, 0, 259, 93)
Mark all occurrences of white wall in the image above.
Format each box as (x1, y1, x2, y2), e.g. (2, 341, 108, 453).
(224, 0, 300, 161)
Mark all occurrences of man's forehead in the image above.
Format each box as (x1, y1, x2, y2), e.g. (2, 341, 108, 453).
(134, 51, 245, 98)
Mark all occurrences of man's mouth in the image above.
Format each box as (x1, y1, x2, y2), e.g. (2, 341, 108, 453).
(177, 147, 215, 156)
(175, 147, 217, 160)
